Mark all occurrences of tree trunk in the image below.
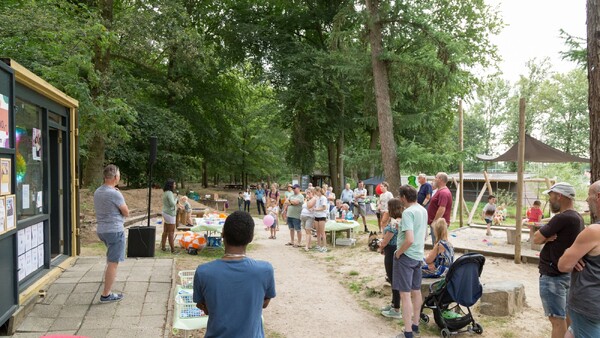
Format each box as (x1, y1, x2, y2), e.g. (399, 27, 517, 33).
(589, 0, 600, 185)
(82, 0, 113, 187)
(202, 161, 208, 188)
(367, 127, 379, 195)
(327, 142, 338, 193)
(365, 0, 401, 196)
(336, 130, 344, 196)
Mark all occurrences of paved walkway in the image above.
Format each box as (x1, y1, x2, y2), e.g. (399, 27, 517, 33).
(10, 256, 173, 338)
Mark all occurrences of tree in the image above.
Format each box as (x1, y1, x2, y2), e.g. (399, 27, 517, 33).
(588, 0, 600, 185)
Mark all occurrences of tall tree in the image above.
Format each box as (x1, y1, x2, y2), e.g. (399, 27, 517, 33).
(588, 0, 600, 184)
(365, 0, 401, 194)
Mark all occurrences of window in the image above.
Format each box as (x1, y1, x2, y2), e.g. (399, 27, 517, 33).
(15, 98, 44, 220)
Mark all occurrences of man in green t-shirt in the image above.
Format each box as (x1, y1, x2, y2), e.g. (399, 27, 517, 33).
(286, 184, 304, 247)
(393, 185, 428, 338)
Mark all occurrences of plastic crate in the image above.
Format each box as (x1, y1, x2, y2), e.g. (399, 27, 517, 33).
(175, 294, 206, 319)
(178, 270, 195, 289)
(207, 236, 222, 247)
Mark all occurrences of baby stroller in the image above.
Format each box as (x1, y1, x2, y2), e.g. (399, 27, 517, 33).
(420, 253, 485, 338)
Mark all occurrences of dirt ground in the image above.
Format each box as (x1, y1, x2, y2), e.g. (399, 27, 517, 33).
(79, 187, 551, 337)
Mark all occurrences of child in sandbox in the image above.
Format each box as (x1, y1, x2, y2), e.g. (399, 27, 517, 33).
(422, 218, 454, 278)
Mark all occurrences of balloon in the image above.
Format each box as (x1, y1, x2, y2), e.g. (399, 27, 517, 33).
(375, 184, 383, 195)
(263, 215, 274, 227)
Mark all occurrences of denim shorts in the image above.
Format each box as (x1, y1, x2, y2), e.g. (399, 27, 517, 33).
(539, 274, 570, 318)
(392, 253, 422, 292)
(287, 217, 301, 231)
(569, 308, 600, 338)
(98, 231, 125, 263)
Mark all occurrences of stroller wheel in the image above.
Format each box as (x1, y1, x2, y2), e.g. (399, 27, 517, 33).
(440, 328, 451, 338)
(420, 313, 429, 324)
(473, 323, 483, 334)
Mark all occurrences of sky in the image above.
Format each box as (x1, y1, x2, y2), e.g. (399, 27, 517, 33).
(486, 0, 587, 82)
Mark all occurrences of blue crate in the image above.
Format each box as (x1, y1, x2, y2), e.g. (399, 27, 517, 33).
(207, 236, 222, 247)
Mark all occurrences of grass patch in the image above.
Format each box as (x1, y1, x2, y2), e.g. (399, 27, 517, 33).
(80, 241, 105, 256)
(348, 282, 362, 293)
(348, 270, 359, 276)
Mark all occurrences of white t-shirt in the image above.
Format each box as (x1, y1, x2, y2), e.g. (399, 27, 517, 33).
(314, 196, 329, 218)
(243, 192, 251, 201)
(379, 191, 394, 212)
(301, 200, 314, 217)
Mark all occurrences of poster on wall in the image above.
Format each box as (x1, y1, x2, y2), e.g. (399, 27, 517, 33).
(0, 95, 9, 148)
(22, 184, 30, 209)
(5, 194, 15, 230)
(37, 191, 43, 209)
(0, 158, 10, 195)
(0, 196, 5, 233)
(32, 128, 41, 161)
(18, 255, 25, 281)
(37, 245, 44, 269)
(17, 229, 24, 255)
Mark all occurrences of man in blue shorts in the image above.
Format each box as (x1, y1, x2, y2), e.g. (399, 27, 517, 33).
(286, 184, 304, 247)
(193, 211, 276, 337)
(533, 182, 584, 338)
(94, 164, 129, 303)
(393, 185, 428, 338)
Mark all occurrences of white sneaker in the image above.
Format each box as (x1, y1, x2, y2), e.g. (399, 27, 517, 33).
(381, 308, 402, 318)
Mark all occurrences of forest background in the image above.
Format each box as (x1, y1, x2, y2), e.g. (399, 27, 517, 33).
(0, 0, 592, 196)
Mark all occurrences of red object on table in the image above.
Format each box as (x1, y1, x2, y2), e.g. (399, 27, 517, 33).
(375, 184, 382, 195)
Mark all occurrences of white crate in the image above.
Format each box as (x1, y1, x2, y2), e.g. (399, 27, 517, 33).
(335, 238, 357, 246)
(175, 293, 206, 319)
(178, 270, 195, 289)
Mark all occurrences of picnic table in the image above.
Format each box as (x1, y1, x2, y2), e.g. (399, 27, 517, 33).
(325, 219, 360, 247)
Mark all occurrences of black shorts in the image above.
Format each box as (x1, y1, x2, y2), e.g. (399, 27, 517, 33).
(314, 217, 327, 222)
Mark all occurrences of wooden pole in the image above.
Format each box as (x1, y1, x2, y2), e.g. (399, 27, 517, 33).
(515, 98, 526, 264)
(459, 100, 464, 227)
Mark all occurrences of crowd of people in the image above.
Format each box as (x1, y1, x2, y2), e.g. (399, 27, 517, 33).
(91, 163, 600, 337)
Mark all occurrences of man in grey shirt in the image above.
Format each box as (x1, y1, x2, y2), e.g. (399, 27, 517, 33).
(94, 164, 129, 303)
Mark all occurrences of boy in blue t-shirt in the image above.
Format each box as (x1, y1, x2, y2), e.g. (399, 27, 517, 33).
(193, 211, 276, 337)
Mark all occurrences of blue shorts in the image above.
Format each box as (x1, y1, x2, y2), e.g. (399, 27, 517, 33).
(98, 231, 126, 263)
(569, 308, 600, 338)
(539, 274, 570, 318)
(287, 217, 301, 231)
(392, 254, 422, 292)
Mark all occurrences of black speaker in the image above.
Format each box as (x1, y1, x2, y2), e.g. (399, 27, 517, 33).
(149, 136, 157, 164)
(127, 226, 156, 257)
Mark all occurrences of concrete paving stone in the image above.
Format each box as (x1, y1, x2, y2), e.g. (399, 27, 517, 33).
(154, 258, 174, 266)
(148, 281, 170, 292)
(73, 282, 101, 293)
(41, 293, 69, 306)
(82, 270, 105, 278)
(114, 303, 143, 317)
(53, 277, 82, 284)
(58, 304, 90, 318)
(79, 316, 112, 330)
(10, 331, 46, 338)
(16, 316, 55, 332)
(150, 274, 172, 283)
(28, 304, 62, 318)
(127, 274, 151, 282)
(65, 292, 98, 305)
(68, 264, 95, 272)
(141, 302, 167, 316)
(79, 276, 103, 283)
(151, 269, 173, 278)
(144, 291, 169, 304)
(49, 317, 83, 331)
(76, 256, 104, 264)
(124, 281, 149, 293)
(144, 299, 168, 309)
(75, 328, 109, 337)
(138, 314, 166, 328)
(46, 283, 76, 294)
(107, 328, 138, 338)
(132, 259, 156, 266)
(44, 330, 77, 336)
(111, 315, 140, 329)
(109, 281, 126, 291)
(85, 303, 119, 317)
(137, 326, 165, 336)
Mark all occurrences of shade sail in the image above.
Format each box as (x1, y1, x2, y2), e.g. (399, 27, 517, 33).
(362, 175, 385, 185)
(476, 135, 589, 163)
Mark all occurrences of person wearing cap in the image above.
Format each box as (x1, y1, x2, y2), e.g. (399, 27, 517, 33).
(558, 180, 600, 338)
(533, 182, 584, 338)
(286, 184, 304, 247)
